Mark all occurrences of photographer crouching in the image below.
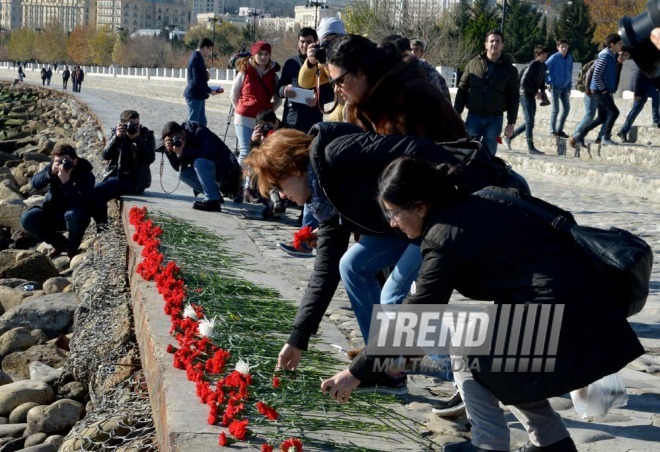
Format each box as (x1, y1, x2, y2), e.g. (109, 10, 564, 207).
(93, 110, 156, 229)
(20, 142, 95, 259)
(160, 121, 240, 212)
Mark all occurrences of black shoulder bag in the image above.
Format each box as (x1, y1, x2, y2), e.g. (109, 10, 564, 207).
(476, 188, 652, 317)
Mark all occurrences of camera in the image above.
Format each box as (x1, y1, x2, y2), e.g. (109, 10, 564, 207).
(618, 0, 660, 77)
(171, 135, 184, 148)
(61, 159, 74, 171)
(125, 122, 138, 134)
(261, 124, 274, 137)
(312, 41, 331, 64)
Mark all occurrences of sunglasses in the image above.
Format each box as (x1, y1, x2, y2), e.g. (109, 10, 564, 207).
(329, 71, 349, 88)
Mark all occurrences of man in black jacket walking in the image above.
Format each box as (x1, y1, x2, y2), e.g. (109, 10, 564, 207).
(504, 45, 549, 154)
(20, 143, 95, 259)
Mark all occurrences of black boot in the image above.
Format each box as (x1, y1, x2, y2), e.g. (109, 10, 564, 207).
(513, 436, 577, 452)
(192, 199, 221, 212)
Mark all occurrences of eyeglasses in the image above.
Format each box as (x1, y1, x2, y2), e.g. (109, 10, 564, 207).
(385, 207, 405, 221)
(329, 71, 349, 88)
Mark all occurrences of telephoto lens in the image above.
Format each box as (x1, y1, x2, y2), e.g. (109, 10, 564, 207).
(618, 0, 660, 77)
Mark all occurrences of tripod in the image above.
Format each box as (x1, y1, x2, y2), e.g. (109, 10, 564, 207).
(224, 104, 239, 156)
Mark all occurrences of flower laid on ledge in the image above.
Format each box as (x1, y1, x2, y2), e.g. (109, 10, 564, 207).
(128, 206, 433, 451)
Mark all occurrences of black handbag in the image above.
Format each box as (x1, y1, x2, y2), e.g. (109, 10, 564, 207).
(476, 187, 653, 317)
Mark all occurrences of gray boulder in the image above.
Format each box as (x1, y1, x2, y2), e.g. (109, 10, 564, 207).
(41, 277, 70, 295)
(24, 432, 48, 447)
(8, 401, 39, 423)
(0, 286, 32, 313)
(58, 381, 87, 402)
(0, 180, 21, 203)
(0, 423, 26, 438)
(2, 343, 68, 381)
(0, 279, 28, 289)
(28, 362, 62, 385)
(0, 253, 59, 285)
(43, 435, 63, 448)
(0, 327, 37, 358)
(0, 380, 53, 416)
(17, 445, 57, 452)
(26, 399, 84, 434)
(0, 292, 78, 338)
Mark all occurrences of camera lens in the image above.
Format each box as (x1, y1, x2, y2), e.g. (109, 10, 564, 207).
(315, 48, 327, 64)
(126, 122, 138, 134)
(62, 159, 74, 171)
(172, 136, 183, 147)
(618, 0, 660, 78)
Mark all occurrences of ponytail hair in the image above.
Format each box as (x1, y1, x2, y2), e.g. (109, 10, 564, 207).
(377, 157, 463, 211)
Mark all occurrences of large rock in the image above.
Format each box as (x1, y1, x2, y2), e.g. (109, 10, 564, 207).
(0, 180, 21, 203)
(0, 286, 32, 312)
(0, 199, 26, 230)
(0, 292, 78, 338)
(24, 432, 48, 447)
(2, 343, 68, 381)
(0, 423, 26, 438)
(0, 327, 37, 358)
(28, 361, 62, 385)
(8, 401, 39, 423)
(41, 277, 70, 295)
(26, 399, 84, 434)
(0, 252, 58, 284)
(0, 380, 53, 416)
(16, 444, 57, 452)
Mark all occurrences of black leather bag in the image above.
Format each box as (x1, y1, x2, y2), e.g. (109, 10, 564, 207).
(477, 188, 652, 317)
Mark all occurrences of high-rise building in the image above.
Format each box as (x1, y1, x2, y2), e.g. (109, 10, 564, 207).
(96, 0, 191, 33)
(191, 0, 224, 25)
(0, 0, 22, 31)
(21, 0, 91, 32)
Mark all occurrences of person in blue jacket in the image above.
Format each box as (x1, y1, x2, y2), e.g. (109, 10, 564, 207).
(183, 38, 221, 127)
(545, 39, 573, 138)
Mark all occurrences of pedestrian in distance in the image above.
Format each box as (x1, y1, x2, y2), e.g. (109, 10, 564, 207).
(505, 45, 549, 154)
(454, 29, 520, 155)
(62, 66, 70, 90)
(617, 68, 660, 142)
(183, 38, 221, 127)
(45, 67, 53, 86)
(545, 39, 574, 138)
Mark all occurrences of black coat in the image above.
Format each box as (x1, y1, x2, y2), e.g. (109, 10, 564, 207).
(31, 158, 95, 213)
(288, 123, 526, 350)
(350, 193, 644, 405)
(102, 126, 156, 193)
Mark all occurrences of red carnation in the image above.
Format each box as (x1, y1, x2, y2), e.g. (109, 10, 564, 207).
(262, 445, 274, 452)
(272, 376, 280, 388)
(228, 418, 249, 440)
(280, 438, 303, 451)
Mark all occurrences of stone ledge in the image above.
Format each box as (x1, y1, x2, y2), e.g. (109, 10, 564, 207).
(501, 151, 660, 201)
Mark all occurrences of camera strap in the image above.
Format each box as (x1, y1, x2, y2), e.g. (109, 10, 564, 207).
(159, 152, 182, 195)
(316, 68, 338, 115)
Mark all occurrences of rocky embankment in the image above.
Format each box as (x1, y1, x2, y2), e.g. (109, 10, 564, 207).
(0, 82, 154, 450)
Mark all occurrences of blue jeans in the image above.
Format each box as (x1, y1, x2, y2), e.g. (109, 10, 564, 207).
(302, 203, 319, 229)
(235, 124, 254, 165)
(339, 235, 422, 342)
(20, 206, 91, 254)
(185, 97, 207, 127)
(93, 176, 135, 224)
(577, 91, 619, 140)
(550, 87, 570, 134)
(573, 95, 597, 138)
(620, 87, 660, 133)
(179, 158, 220, 201)
(511, 95, 536, 147)
(465, 114, 503, 155)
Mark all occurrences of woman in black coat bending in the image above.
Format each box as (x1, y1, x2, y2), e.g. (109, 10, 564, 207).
(322, 156, 644, 451)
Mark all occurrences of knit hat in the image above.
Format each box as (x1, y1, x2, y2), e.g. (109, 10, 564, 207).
(317, 17, 346, 41)
(250, 41, 272, 55)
